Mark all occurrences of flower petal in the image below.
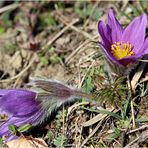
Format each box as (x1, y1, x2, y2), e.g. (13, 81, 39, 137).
(0, 110, 43, 142)
(140, 38, 148, 55)
(0, 89, 12, 97)
(118, 54, 142, 66)
(107, 9, 123, 42)
(98, 21, 112, 49)
(0, 89, 41, 117)
(100, 44, 123, 66)
(122, 13, 147, 52)
(0, 90, 44, 142)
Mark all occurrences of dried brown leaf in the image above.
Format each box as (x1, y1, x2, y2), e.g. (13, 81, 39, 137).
(6, 137, 48, 148)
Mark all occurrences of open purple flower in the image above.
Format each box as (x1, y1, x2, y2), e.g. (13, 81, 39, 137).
(0, 77, 91, 142)
(98, 9, 148, 67)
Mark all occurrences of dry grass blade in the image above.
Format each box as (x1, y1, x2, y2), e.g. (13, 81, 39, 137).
(67, 102, 90, 117)
(127, 125, 148, 134)
(139, 75, 148, 83)
(130, 56, 148, 94)
(81, 108, 115, 127)
(65, 40, 90, 64)
(121, 0, 129, 11)
(124, 127, 148, 147)
(0, 3, 20, 14)
(131, 100, 136, 128)
(61, 106, 66, 147)
(124, 136, 140, 148)
(65, 35, 98, 64)
(78, 60, 95, 88)
(55, 10, 94, 41)
(81, 113, 107, 127)
(80, 119, 104, 147)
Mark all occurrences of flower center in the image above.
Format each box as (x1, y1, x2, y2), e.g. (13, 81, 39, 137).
(111, 42, 134, 60)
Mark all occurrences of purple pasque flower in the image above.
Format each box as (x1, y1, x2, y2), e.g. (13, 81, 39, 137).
(0, 89, 43, 142)
(0, 77, 91, 142)
(98, 9, 148, 67)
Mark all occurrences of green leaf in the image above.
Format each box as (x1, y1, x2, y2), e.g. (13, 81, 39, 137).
(91, 9, 102, 20)
(8, 124, 17, 135)
(104, 128, 120, 143)
(53, 135, 67, 147)
(47, 131, 54, 139)
(128, 3, 142, 16)
(98, 140, 106, 148)
(0, 137, 4, 146)
(136, 118, 148, 123)
(116, 119, 131, 129)
(1, 12, 12, 27)
(49, 55, 59, 64)
(0, 27, 5, 34)
(140, 1, 148, 11)
(84, 76, 93, 93)
(39, 56, 48, 65)
(47, 14, 56, 26)
(120, 99, 130, 120)
(18, 124, 32, 133)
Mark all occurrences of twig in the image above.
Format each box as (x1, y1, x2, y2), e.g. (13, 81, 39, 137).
(67, 102, 90, 117)
(80, 119, 104, 147)
(131, 100, 136, 128)
(55, 11, 94, 41)
(78, 60, 95, 89)
(77, 60, 81, 88)
(65, 34, 98, 64)
(127, 125, 148, 134)
(0, 71, 8, 80)
(0, 54, 36, 83)
(13, 55, 30, 88)
(60, 106, 65, 148)
(42, 19, 79, 50)
(0, 3, 20, 14)
(124, 136, 140, 148)
(77, 50, 96, 65)
(137, 59, 148, 62)
(113, 139, 123, 147)
(65, 40, 90, 64)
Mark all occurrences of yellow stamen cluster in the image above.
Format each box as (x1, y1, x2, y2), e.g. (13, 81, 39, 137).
(111, 42, 134, 60)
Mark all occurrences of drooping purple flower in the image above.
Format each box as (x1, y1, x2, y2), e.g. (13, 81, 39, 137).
(0, 77, 92, 142)
(98, 9, 148, 76)
(0, 89, 43, 142)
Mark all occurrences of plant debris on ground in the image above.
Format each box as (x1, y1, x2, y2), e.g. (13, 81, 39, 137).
(0, 1, 148, 147)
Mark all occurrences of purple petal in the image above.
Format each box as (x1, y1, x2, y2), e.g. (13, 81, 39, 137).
(100, 44, 123, 66)
(140, 38, 148, 55)
(98, 21, 112, 49)
(107, 9, 123, 42)
(0, 89, 41, 117)
(118, 54, 142, 66)
(122, 13, 147, 53)
(0, 110, 43, 142)
(0, 88, 44, 142)
(0, 90, 13, 97)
